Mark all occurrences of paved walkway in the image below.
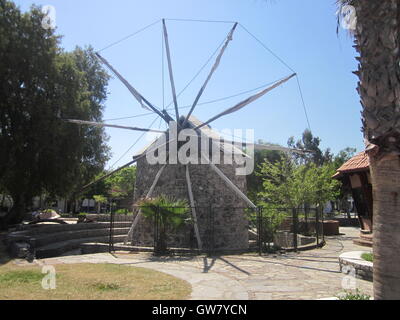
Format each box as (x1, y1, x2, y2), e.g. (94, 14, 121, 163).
(18, 227, 373, 300)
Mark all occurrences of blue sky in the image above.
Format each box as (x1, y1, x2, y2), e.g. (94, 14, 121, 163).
(16, 0, 363, 169)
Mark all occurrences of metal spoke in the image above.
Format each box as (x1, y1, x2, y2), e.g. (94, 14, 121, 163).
(64, 119, 165, 133)
(182, 22, 238, 127)
(95, 52, 173, 124)
(195, 73, 296, 130)
(78, 159, 138, 193)
(201, 154, 256, 208)
(162, 19, 180, 121)
(185, 165, 203, 250)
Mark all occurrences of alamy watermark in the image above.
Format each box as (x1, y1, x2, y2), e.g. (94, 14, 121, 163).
(41, 265, 56, 290)
(341, 265, 357, 290)
(41, 5, 56, 30)
(339, 5, 357, 31)
(145, 122, 255, 176)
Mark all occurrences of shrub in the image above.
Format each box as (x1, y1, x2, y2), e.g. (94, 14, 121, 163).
(248, 204, 287, 252)
(338, 289, 371, 300)
(138, 195, 190, 255)
(115, 209, 128, 215)
(361, 252, 373, 262)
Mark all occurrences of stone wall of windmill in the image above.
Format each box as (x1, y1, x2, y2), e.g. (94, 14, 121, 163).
(131, 158, 249, 251)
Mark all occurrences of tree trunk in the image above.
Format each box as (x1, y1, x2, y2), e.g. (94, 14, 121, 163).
(0, 194, 5, 209)
(4, 194, 27, 225)
(370, 156, 400, 299)
(349, 0, 400, 299)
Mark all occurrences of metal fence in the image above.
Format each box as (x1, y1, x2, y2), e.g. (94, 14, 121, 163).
(109, 205, 325, 255)
(254, 207, 325, 254)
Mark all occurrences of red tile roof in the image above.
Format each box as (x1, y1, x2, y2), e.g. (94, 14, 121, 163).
(333, 151, 370, 178)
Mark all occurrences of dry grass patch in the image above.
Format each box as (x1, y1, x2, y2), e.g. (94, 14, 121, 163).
(0, 262, 191, 300)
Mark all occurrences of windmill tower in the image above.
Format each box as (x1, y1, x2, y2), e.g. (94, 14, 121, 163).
(67, 19, 303, 252)
(131, 115, 251, 251)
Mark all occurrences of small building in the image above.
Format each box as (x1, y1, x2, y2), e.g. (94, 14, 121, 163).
(333, 151, 373, 246)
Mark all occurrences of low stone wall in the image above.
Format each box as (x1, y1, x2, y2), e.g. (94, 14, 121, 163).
(339, 251, 373, 281)
(274, 231, 316, 249)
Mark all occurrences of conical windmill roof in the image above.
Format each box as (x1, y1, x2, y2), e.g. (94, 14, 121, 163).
(133, 115, 247, 158)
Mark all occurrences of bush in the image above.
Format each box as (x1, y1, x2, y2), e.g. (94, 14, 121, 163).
(115, 209, 128, 215)
(338, 289, 371, 300)
(138, 195, 190, 255)
(248, 204, 287, 252)
(361, 252, 373, 262)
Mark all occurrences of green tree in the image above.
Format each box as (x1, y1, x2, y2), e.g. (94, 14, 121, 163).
(82, 171, 112, 200)
(93, 195, 107, 214)
(304, 163, 341, 208)
(106, 166, 136, 199)
(258, 155, 303, 208)
(333, 147, 357, 169)
(288, 129, 333, 166)
(257, 156, 340, 209)
(0, 1, 110, 224)
(246, 139, 283, 202)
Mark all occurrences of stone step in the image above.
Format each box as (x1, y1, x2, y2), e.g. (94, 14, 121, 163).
(360, 233, 373, 241)
(33, 227, 130, 247)
(248, 240, 258, 248)
(14, 221, 132, 234)
(35, 235, 127, 259)
(7, 222, 132, 240)
(80, 242, 201, 255)
(353, 238, 373, 248)
(60, 218, 79, 222)
(81, 243, 153, 255)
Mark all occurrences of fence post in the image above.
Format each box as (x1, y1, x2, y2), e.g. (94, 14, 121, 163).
(153, 205, 159, 254)
(109, 203, 115, 253)
(210, 204, 214, 255)
(315, 207, 320, 247)
(292, 208, 298, 252)
(320, 205, 325, 243)
(257, 207, 262, 256)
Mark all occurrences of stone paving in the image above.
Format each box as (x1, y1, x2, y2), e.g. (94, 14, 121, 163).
(15, 226, 373, 300)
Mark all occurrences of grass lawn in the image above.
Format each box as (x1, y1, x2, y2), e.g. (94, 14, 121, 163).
(0, 262, 191, 300)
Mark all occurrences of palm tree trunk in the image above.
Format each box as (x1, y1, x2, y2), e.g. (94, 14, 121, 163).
(370, 156, 400, 299)
(349, 0, 400, 299)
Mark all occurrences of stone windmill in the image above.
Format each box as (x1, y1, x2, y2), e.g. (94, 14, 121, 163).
(66, 19, 303, 251)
